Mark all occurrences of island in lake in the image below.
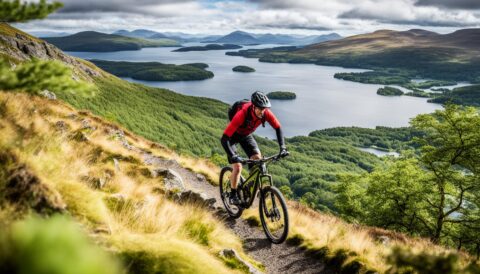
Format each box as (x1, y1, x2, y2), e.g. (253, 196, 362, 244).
(232, 65, 255, 72)
(267, 91, 296, 100)
(377, 86, 404, 96)
(173, 44, 242, 52)
(90, 60, 214, 81)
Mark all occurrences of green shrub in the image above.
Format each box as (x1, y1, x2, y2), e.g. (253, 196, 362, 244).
(386, 247, 476, 274)
(0, 58, 93, 95)
(0, 214, 122, 274)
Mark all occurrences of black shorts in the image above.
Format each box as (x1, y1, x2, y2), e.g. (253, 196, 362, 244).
(227, 133, 260, 164)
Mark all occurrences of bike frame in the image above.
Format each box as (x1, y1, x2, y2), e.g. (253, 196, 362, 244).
(238, 156, 277, 208)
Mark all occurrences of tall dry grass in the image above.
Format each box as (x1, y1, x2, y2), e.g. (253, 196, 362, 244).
(0, 91, 257, 273)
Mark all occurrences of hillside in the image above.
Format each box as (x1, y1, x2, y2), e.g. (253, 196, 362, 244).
(212, 31, 342, 45)
(214, 31, 260, 44)
(43, 31, 180, 52)
(4, 92, 478, 274)
(2, 22, 480, 273)
(227, 28, 480, 100)
(0, 91, 262, 273)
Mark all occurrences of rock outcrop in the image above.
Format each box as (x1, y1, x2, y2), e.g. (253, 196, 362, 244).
(0, 24, 101, 78)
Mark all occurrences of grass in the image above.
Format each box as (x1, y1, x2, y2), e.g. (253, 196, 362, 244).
(1, 89, 477, 273)
(285, 202, 477, 273)
(0, 91, 259, 273)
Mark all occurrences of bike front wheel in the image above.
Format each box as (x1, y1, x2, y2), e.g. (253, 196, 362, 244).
(259, 186, 289, 244)
(219, 167, 243, 218)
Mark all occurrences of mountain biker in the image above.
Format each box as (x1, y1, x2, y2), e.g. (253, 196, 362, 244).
(221, 91, 288, 205)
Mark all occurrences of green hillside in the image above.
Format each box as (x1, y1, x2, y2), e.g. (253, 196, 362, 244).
(2, 21, 480, 272)
(43, 31, 180, 52)
(0, 22, 410, 213)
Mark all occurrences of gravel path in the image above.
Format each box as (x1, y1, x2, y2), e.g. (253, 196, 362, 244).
(143, 154, 331, 274)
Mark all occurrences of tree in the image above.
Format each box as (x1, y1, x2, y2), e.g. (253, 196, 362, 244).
(412, 105, 480, 246)
(0, 58, 93, 96)
(337, 105, 480, 253)
(0, 0, 63, 23)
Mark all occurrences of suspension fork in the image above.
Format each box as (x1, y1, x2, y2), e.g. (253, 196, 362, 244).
(260, 175, 277, 217)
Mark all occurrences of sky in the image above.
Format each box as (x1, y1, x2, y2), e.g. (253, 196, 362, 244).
(14, 0, 480, 36)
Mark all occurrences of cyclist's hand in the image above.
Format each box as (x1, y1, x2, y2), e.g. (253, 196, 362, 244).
(230, 155, 244, 164)
(279, 148, 289, 158)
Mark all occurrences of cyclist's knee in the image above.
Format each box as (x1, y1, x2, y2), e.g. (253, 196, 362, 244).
(232, 163, 242, 172)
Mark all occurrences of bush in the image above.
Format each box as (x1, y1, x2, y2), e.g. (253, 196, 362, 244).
(0, 215, 122, 274)
(0, 58, 93, 95)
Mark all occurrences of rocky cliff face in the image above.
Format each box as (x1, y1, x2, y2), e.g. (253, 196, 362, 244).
(0, 23, 100, 78)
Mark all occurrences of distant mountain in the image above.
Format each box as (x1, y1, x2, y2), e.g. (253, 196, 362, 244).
(213, 31, 341, 45)
(111, 29, 341, 45)
(112, 29, 222, 42)
(112, 29, 159, 39)
(213, 31, 259, 44)
(43, 31, 179, 52)
(301, 28, 480, 54)
(228, 28, 480, 83)
(297, 33, 342, 45)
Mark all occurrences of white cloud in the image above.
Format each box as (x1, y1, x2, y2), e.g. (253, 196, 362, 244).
(13, 0, 480, 35)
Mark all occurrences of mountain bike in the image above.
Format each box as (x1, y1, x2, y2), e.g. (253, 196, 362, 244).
(219, 153, 289, 244)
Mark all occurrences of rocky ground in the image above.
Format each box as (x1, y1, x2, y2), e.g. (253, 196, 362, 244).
(139, 146, 330, 274)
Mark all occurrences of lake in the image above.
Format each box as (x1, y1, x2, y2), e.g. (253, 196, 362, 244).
(68, 44, 442, 138)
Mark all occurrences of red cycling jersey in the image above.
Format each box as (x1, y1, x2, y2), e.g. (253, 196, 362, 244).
(223, 102, 281, 137)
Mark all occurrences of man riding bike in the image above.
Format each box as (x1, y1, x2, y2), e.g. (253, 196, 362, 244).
(221, 91, 288, 205)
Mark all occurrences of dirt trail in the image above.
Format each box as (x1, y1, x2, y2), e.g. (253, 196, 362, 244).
(146, 156, 330, 274)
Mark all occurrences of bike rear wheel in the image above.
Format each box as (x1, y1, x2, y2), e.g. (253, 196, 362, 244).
(259, 186, 289, 244)
(219, 167, 243, 218)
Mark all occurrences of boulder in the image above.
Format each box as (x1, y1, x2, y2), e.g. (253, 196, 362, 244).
(81, 119, 96, 130)
(172, 190, 216, 209)
(40, 89, 56, 100)
(142, 153, 179, 167)
(151, 168, 185, 192)
(4, 164, 66, 214)
(377, 236, 390, 246)
(196, 173, 206, 181)
(113, 158, 120, 172)
(55, 120, 68, 132)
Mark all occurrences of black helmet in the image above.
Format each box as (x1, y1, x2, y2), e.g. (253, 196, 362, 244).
(251, 91, 271, 108)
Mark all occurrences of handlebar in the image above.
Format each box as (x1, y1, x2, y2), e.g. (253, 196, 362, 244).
(240, 151, 289, 165)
